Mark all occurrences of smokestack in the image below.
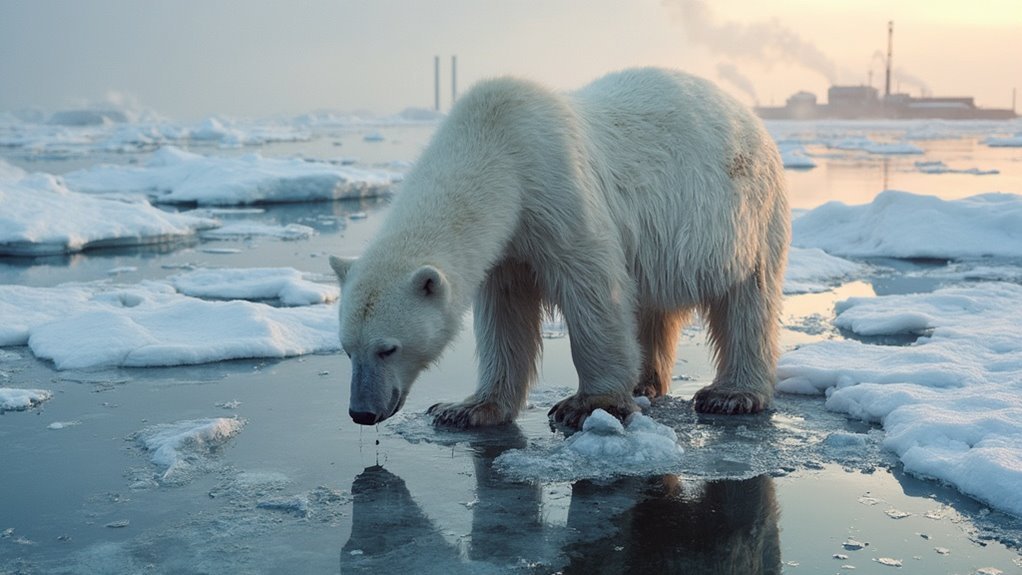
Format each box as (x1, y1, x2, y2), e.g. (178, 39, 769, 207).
(885, 21, 893, 98)
(434, 56, 440, 111)
(451, 55, 457, 108)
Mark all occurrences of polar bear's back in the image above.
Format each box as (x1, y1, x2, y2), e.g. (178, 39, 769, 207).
(571, 68, 788, 307)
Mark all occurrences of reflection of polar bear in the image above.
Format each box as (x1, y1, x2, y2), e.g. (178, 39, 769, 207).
(331, 68, 789, 428)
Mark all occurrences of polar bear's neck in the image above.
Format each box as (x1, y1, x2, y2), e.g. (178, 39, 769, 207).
(367, 121, 525, 312)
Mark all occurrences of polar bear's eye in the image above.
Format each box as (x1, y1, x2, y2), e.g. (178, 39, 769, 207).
(378, 345, 398, 360)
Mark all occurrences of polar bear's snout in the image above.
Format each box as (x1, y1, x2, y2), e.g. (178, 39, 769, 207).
(347, 361, 404, 425)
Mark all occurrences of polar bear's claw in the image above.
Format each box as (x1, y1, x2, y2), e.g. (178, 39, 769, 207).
(548, 393, 639, 430)
(692, 387, 770, 415)
(428, 400, 511, 428)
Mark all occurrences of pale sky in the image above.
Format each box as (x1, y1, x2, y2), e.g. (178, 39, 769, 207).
(1, 0, 1019, 119)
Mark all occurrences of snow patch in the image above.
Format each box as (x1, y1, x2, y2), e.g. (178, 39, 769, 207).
(793, 191, 1022, 259)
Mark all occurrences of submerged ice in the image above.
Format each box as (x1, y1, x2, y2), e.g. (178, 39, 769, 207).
(134, 417, 245, 482)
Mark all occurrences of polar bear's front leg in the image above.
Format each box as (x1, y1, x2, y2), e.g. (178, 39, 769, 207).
(547, 260, 641, 429)
(429, 261, 543, 427)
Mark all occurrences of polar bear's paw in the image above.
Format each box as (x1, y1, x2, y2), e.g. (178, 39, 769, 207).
(692, 386, 771, 415)
(428, 400, 513, 428)
(547, 393, 639, 430)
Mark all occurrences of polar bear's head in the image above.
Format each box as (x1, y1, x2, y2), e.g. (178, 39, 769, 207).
(330, 255, 457, 425)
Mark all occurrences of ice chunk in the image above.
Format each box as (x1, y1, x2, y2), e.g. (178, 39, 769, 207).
(0, 388, 52, 412)
(494, 410, 683, 481)
(169, 267, 338, 306)
(793, 191, 1022, 259)
(784, 247, 865, 294)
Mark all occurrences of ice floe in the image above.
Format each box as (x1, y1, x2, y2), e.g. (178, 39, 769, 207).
(792, 191, 1022, 259)
(778, 282, 1022, 516)
(169, 267, 338, 306)
(0, 280, 338, 369)
(63, 146, 400, 205)
(784, 247, 866, 294)
(493, 409, 684, 482)
(914, 160, 998, 176)
(0, 159, 218, 256)
(199, 221, 316, 240)
(826, 137, 923, 155)
(777, 142, 816, 169)
(134, 417, 245, 482)
(983, 133, 1022, 147)
(0, 388, 52, 412)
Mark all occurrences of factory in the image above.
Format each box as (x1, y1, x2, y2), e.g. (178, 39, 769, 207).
(755, 22, 1017, 120)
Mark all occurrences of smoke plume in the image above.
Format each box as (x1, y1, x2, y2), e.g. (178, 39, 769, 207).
(663, 0, 839, 83)
(716, 62, 759, 105)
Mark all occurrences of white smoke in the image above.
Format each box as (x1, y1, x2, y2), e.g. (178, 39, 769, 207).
(894, 67, 932, 97)
(716, 62, 759, 105)
(663, 0, 839, 83)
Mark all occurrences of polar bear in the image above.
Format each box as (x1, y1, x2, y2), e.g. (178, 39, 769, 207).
(331, 67, 789, 428)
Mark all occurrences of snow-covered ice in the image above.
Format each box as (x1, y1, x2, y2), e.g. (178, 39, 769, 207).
(0, 388, 52, 412)
(169, 267, 338, 306)
(784, 247, 865, 294)
(0, 280, 338, 369)
(778, 282, 1022, 516)
(63, 146, 400, 205)
(792, 191, 1022, 259)
(134, 417, 245, 481)
(494, 409, 684, 482)
(0, 159, 218, 256)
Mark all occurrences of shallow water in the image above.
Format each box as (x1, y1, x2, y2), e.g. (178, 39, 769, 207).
(3, 123, 1022, 574)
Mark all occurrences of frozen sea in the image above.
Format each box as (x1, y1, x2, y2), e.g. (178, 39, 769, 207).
(2, 111, 1022, 574)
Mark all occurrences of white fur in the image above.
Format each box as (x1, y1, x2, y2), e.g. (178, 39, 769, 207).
(334, 68, 789, 427)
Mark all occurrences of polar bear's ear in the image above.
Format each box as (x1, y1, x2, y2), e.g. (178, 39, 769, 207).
(410, 265, 448, 300)
(329, 256, 356, 282)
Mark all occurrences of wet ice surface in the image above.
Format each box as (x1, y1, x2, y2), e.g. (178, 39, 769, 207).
(3, 120, 1022, 573)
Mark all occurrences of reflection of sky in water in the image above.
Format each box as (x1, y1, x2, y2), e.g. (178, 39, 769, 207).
(2, 124, 1022, 573)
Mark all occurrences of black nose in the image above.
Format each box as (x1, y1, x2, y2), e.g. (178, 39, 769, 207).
(349, 410, 379, 425)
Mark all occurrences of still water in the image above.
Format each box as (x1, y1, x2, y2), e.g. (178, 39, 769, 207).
(2, 123, 1021, 574)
